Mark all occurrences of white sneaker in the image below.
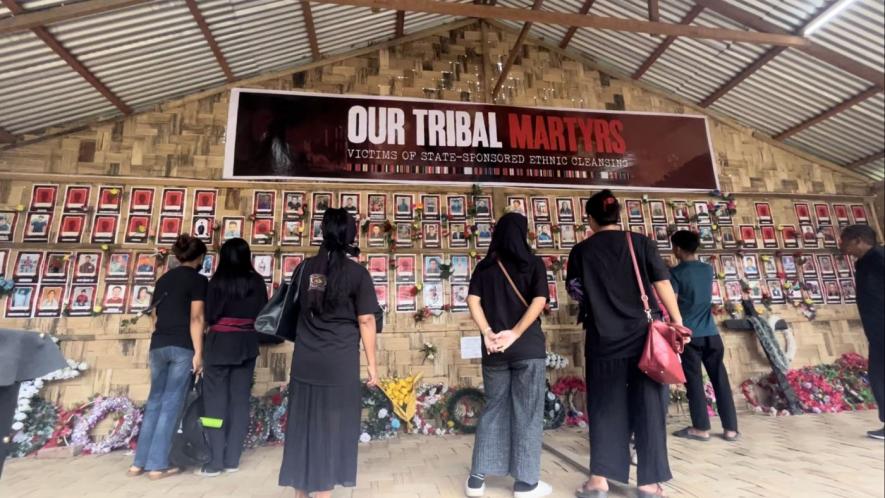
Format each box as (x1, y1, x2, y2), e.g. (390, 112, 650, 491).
(465, 478, 486, 497)
(514, 480, 553, 498)
(223, 467, 239, 474)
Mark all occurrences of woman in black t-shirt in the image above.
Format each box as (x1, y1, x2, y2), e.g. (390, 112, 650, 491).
(278, 209, 379, 498)
(567, 191, 683, 498)
(194, 238, 268, 477)
(465, 213, 552, 498)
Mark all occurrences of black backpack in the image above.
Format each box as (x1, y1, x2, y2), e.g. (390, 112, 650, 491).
(168, 377, 210, 468)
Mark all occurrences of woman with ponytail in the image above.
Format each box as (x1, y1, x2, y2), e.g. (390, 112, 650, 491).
(278, 208, 379, 498)
(566, 190, 682, 498)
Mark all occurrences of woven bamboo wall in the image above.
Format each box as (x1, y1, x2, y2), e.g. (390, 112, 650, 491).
(0, 24, 879, 406)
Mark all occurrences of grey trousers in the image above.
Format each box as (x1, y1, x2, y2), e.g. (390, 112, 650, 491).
(471, 358, 546, 484)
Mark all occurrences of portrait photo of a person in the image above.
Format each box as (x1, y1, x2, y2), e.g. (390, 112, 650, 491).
(38, 287, 61, 310)
(104, 285, 126, 306)
(26, 213, 51, 237)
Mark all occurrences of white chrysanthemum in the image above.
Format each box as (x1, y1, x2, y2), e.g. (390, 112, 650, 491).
(378, 408, 388, 419)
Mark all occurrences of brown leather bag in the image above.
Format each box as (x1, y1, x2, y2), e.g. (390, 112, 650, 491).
(625, 232, 692, 384)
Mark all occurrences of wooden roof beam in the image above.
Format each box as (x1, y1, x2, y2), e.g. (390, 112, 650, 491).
(774, 87, 880, 140)
(0, 0, 149, 35)
(559, 0, 596, 49)
(491, 0, 543, 101)
(647, 0, 659, 22)
(395, 10, 405, 37)
(846, 150, 884, 169)
(0, 127, 15, 143)
(185, 0, 235, 82)
(632, 4, 704, 80)
(699, 47, 785, 107)
(300, 0, 321, 60)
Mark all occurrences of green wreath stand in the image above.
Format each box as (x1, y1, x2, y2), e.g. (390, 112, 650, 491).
(446, 388, 486, 434)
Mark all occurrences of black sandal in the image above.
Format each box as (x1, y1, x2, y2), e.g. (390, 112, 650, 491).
(672, 427, 710, 441)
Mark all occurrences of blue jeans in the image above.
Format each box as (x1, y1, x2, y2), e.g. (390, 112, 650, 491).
(133, 346, 193, 471)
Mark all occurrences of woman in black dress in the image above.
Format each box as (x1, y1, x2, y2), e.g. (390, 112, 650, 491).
(195, 238, 268, 477)
(279, 208, 379, 498)
(566, 190, 683, 498)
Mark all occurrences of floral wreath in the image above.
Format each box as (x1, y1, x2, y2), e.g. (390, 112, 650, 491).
(411, 384, 455, 436)
(551, 376, 588, 427)
(543, 385, 565, 430)
(244, 397, 271, 449)
(361, 383, 397, 442)
(267, 387, 289, 443)
(446, 388, 486, 434)
(70, 396, 142, 455)
(11, 397, 58, 458)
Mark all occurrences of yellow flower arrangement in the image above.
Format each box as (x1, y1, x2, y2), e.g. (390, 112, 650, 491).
(378, 373, 423, 432)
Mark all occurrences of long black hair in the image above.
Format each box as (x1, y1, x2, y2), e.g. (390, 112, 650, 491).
(211, 238, 259, 300)
(307, 208, 360, 314)
(475, 212, 534, 273)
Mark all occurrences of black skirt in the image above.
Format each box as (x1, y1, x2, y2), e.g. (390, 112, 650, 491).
(278, 379, 361, 492)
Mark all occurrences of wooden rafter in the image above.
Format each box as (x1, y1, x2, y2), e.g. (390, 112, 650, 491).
(559, 0, 596, 49)
(647, 0, 659, 22)
(185, 0, 235, 82)
(0, 127, 15, 143)
(773, 87, 880, 140)
(480, 20, 491, 103)
(395, 10, 405, 37)
(847, 150, 884, 169)
(0, 0, 147, 35)
(300, 0, 321, 60)
(1, 0, 131, 114)
(491, 0, 543, 101)
(312, 0, 810, 46)
(699, 48, 785, 107)
(693, 0, 885, 89)
(632, 5, 704, 80)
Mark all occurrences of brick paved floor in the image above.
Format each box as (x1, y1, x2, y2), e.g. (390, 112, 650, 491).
(1, 410, 882, 498)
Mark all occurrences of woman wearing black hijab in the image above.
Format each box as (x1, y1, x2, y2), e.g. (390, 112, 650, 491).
(465, 212, 552, 498)
(278, 208, 379, 498)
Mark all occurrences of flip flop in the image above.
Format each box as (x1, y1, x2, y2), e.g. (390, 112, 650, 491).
(126, 467, 144, 477)
(672, 427, 710, 442)
(575, 490, 608, 498)
(148, 468, 181, 481)
(723, 431, 741, 442)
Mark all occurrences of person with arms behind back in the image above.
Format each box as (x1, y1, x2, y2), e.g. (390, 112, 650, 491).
(195, 238, 268, 477)
(129, 235, 207, 480)
(567, 190, 683, 498)
(278, 208, 379, 498)
(668, 230, 739, 443)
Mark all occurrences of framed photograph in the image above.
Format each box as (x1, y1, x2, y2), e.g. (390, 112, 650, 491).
(251, 217, 274, 246)
(6, 285, 36, 318)
(755, 202, 773, 225)
(312, 192, 332, 214)
(672, 201, 690, 224)
(66, 285, 96, 316)
(363, 222, 385, 248)
(423, 255, 444, 281)
(161, 188, 186, 214)
(559, 224, 576, 249)
(447, 195, 467, 220)
(579, 197, 590, 222)
(395, 255, 416, 283)
(106, 252, 132, 281)
(721, 255, 739, 277)
(367, 255, 389, 282)
(507, 196, 528, 216)
(252, 253, 274, 281)
(0, 211, 18, 242)
(448, 222, 467, 249)
(281, 254, 304, 281)
(739, 225, 758, 249)
(535, 223, 554, 248)
(540, 255, 557, 281)
(724, 280, 743, 302)
(309, 218, 324, 246)
(629, 224, 647, 236)
(394, 194, 414, 221)
(395, 284, 417, 313)
(741, 255, 760, 279)
(280, 219, 304, 246)
(816, 254, 836, 276)
(374, 284, 389, 313)
(451, 255, 471, 283)
(72, 252, 101, 283)
(129, 188, 155, 213)
(839, 278, 856, 303)
(90, 214, 119, 244)
(805, 279, 824, 304)
(193, 190, 217, 214)
(475, 222, 492, 248)
(799, 224, 818, 248)
(474, 195, 493, 219)
(720, 226, 737, 248)
(95, 186, 123, 213)
(23, 212, 52, 242)
(0, 250, 7, 278)
(711, 281, 723, 305)
(340, 193, 360, 215)
(63, 186, 91, 212)
(761, 256, 778, 277)
(531, 197, 552, 222)
(199, 252, 216, 278)
(747, 280, 764, 303)
(850, 204, 868, 224)
(12, 251, 42, 283)
(699, 226, 716, 249)
(451, 283, 469, 312)
(652, 225, 670, 250)
(820, 226, 838, 247)
(714, 202, 732, 225)
(423, 282, 445, 310)
(134, 252, 157, 280)
(835, 255, 853, 278)
(395, 223, 413, 248)
(421, 195, 440, 220)
(253, 190, 276, 215)
(794, 203, 811, 224)
(102, 284, 128, 313)
(57, 214, 86, 243)
(367, 194, 386, 220)
(694, 201, 712, 224)
(555, 198, 575, 223)
(548, 282, 559, 310)
(761, 226, 778, 249)
(157, 215, 182, 244)
(767, 280, 785, 304)
(814, 203, 831, 226)
(30, 185, 58, 211)
(801, 256, 818, 277)
(129, 284, 155, 313)
(283, 191, 306, 218)
(782, 225, 799, 249)
(423, 222, 441, 249)
(648, 201, 667, 224)
(833, 204, 850, 226)
(218, 217, 243, 242)
(781, 255, 798, 277)
(191, 216, 214, 243)
(699, 255, 720, 274)
(625, 199, 644, 223)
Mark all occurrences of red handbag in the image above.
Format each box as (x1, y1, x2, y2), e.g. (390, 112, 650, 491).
(625, 232, 692, 384)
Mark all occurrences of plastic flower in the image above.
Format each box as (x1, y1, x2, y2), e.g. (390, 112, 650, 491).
(378, 408, 388, 419)
(92, 305, 103, 313)
(15, 204, 24, 212)
(359, 432, 371, 443)
(100, 244, 110, 251)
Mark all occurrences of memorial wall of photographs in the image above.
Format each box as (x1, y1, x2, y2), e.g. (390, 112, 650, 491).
(0, 182, 873, 319)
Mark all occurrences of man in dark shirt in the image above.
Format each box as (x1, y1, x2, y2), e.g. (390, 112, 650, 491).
(668, 231, 738, 442)
(841, 224, 884, 440)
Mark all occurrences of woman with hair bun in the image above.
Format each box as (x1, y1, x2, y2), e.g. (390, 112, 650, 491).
(129, 234, 208, 480)
(567, 190, 683, 498)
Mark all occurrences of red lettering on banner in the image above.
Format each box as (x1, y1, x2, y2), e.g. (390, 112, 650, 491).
(508, 114, 533, 149)
(533, 115, 550, 150)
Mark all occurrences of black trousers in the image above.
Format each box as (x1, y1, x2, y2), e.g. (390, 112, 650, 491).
(586, 358, 671, 486)
(0, 382, 19, 479)
(869, 340, 884, 424)
(681, 335, 738, 432)
(202, 358, 256, 471)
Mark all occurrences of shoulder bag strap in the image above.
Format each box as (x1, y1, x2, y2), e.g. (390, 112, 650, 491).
(290, 261, 306, 305)
(625, 232, 670, 323)
(497, 259, 529, 308)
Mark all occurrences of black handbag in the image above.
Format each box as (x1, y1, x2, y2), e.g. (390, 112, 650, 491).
(168, 377, 210, 469)
(255, 263, 305, 342)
